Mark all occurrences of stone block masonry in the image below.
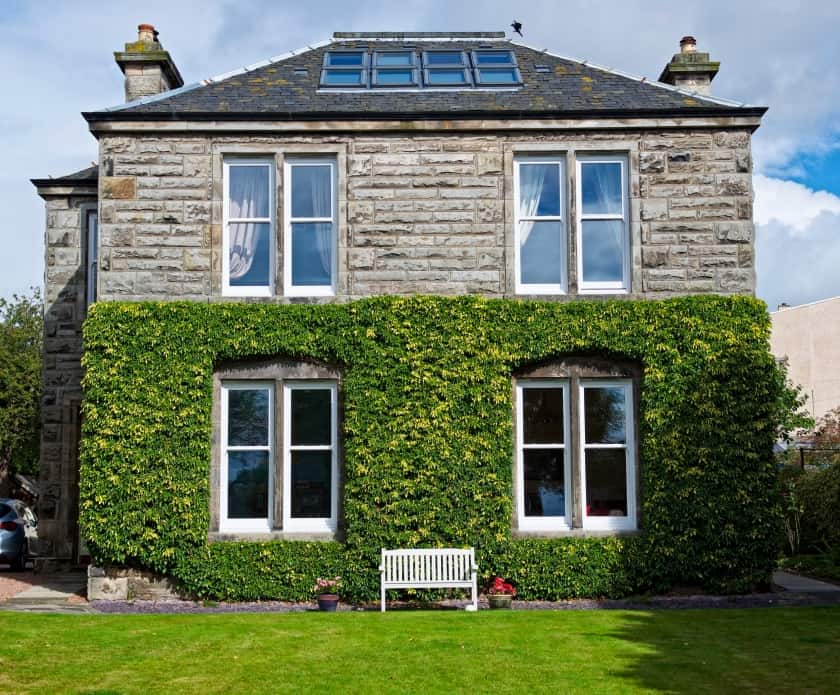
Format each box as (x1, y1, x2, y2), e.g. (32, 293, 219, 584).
(96, 127, 755, 301)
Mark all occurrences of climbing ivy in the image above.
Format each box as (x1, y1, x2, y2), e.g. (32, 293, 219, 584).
(80, 295, 782, 600)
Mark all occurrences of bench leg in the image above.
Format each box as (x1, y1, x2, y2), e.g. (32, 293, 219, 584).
(466, 572, 478, 612)
(381, 582, 386, 613)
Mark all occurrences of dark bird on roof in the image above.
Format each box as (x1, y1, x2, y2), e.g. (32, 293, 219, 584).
(511, 20, 523, 37)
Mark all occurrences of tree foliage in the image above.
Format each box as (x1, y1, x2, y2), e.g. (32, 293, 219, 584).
(0, 289, 43, 481)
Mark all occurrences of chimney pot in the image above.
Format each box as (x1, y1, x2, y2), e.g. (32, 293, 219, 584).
(679, 36, 697, 53)
(137, 24, 156, 43)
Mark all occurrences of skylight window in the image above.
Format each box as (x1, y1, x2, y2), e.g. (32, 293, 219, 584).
(472, 50, 522, 85)
(422, 50, 471, 86)
(320, 51, 368, 87)
(372, 51, 419, 87)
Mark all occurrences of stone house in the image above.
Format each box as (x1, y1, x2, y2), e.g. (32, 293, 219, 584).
(31, 26, 765, 586)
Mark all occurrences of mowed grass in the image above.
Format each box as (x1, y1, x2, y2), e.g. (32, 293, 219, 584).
(1, 607, 839, 694)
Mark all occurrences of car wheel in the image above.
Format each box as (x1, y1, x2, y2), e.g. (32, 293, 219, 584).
(10, 542, 27, 571)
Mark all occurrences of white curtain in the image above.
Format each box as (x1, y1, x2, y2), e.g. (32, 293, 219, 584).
(229, 167, 269, 280)
(519, 165, 547, 245)
(298, 165, 333, 280)
(582, 163, 622, 262)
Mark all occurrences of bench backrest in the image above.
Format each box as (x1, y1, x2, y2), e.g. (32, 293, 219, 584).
(381, 548, 475, 584)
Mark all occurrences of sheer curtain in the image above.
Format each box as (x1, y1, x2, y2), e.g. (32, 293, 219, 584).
(583, 163, 622, 257)
(301, 165, 333, 281)
(519, 165, 546, 245)
(229, 167, 269, 280)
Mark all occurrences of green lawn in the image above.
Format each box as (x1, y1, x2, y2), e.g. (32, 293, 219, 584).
(1, 607, 839, 694)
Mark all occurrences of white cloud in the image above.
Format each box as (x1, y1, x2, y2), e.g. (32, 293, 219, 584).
(754, 174, 840, 232)
(755, 175, 840, 309)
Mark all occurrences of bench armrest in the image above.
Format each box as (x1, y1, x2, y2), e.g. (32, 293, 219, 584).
(378, 565, 385, 573)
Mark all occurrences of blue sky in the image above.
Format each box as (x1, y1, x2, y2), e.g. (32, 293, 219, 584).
(2, 0, 839, 309)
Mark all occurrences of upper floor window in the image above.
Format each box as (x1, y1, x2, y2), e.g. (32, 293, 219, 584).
(321, 51, 369, 86)
(514, 155, 566, 294)
(422, 50, 472, 86)
(471, 50, 522, 85)
(284, 157, 337, 296)
(372, 51, 419, 87)
(576, 155, 630, 292)
(515, 365, 637, 533)
(223, 159, 274, 296)
(85, 209, 98, 305)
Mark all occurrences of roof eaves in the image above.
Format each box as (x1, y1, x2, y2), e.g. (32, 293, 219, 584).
(88, 38, 334, 116)
(509, 39, 761, 110)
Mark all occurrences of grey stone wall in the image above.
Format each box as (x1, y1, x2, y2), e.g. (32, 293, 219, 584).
(96, 128, 755, 301)
(37, 193, 94, 562)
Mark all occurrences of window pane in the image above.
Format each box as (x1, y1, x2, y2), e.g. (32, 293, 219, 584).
(228, 389, 269, 445)
(291, 223, 333, 286)
(229, 166, 269, 218)
(523, 449, 565, 517)
(475, 51, 514, 66)
(584, 387, 626, 443)
(520, 221, 563, 285)
(227, 451, 269, 519)
(581, 162, 622, 215)
(425, 52, 464, 66)
(375, 69, 415, 86)
(581, 220, 624, 283)
(327, 52, 365, 67)
(522, 387, 564, 443)
(585, 449, 627, 516)
(322, 69, 364, 85)
(376, 52, 413, 66)
(478, 68, 519, 84)
(291, 165, 332, 218)
(519, 163, 560, 216)
(426, 69, 468, 85)
(229, 222, 271, 287)
(291, 388, 332, 446)
(291, 450, 332, 518)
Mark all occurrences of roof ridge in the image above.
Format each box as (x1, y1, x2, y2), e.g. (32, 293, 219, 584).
(509, 39, 752, 109)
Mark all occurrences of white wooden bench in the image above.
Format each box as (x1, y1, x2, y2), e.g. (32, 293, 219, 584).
(379, 547, 478, 612)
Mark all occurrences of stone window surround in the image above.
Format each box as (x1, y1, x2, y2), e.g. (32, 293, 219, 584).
(503, 141, 642, 298)
(79, 201, 98, 312)
(210, 142, 349, 300)
(209, 358, 343, 542)
(511, 356, 642, 538)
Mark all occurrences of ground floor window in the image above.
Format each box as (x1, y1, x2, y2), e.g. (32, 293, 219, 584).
(515, 362, 637, 532)
(216, 362, 339, 536)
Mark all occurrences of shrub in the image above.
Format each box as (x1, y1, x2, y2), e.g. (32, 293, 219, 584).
(795, 464, 840, 552)
(80, 295, 782, 600)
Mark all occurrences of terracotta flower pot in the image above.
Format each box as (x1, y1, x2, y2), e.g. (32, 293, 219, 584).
(317, 594, 339, 612)
(488, 594, 513, 609)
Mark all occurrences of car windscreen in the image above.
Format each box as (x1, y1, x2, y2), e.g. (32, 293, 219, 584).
(0, 503, 11, 517)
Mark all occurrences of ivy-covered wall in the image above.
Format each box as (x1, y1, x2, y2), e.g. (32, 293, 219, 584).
(80, 295, 782, 600)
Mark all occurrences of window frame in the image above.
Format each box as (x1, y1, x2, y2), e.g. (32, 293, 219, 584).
(515, 379, 572, 532)
(84, 208, 98, 306)
(513, 366, 638, 534)
(422, 50, 472, 87)
(283, 156, 338, 297)
(219, 381, 275, 534)
(320, 51, 369, 87)
(575, 154, 631, 294)
(222, 157, 275, 297)
(282, 380, 339, 534)
(470, 50, 522, 85)
(513, 154, 568, 295)
(578, 379, 636, 531)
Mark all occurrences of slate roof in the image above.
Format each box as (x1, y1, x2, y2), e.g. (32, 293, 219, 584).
(84, 34, 765, 122)
(31, 165, 98, 191)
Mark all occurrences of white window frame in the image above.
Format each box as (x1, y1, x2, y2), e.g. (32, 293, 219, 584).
(513, 155, 567, 295)
(85, 208, 98, 306)
(222, 158, 275, 297)
(515, 380, 572, 531)
(579, 379, 636, 531)
(220, 382, 274, 533)
(575, 154, 630, 294)
(282, 381, 339, 534)
(283, 157, 338, 297)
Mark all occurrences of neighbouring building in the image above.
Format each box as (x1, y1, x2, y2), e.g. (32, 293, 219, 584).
(771, 296, 840, 423)
(31, 25, 777, 600)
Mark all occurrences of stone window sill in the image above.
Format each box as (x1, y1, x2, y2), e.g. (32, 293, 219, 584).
(512, 528, 641, 539)
(208, 531, 338, 543)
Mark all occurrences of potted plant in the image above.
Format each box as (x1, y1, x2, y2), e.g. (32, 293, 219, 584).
(313, 576, 342, 612)
(487, 576, 516, 609)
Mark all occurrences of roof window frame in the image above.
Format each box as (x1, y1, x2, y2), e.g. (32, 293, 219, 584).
(471, 49, 523, 86)
(320, 50, 370, 88)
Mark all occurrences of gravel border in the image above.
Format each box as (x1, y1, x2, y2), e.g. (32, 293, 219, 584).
(90, 590, 840, 614)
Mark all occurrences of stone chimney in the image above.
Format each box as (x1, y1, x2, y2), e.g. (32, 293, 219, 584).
(658, 36, 720, 95)
(114, 24, 184, 102)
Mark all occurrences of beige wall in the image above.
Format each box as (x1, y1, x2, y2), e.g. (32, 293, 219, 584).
(771, 296, 840, 422)
(96, 127, 756, 302)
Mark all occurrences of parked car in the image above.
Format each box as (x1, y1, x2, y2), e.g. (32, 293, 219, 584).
(0, 499, 38, 571)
